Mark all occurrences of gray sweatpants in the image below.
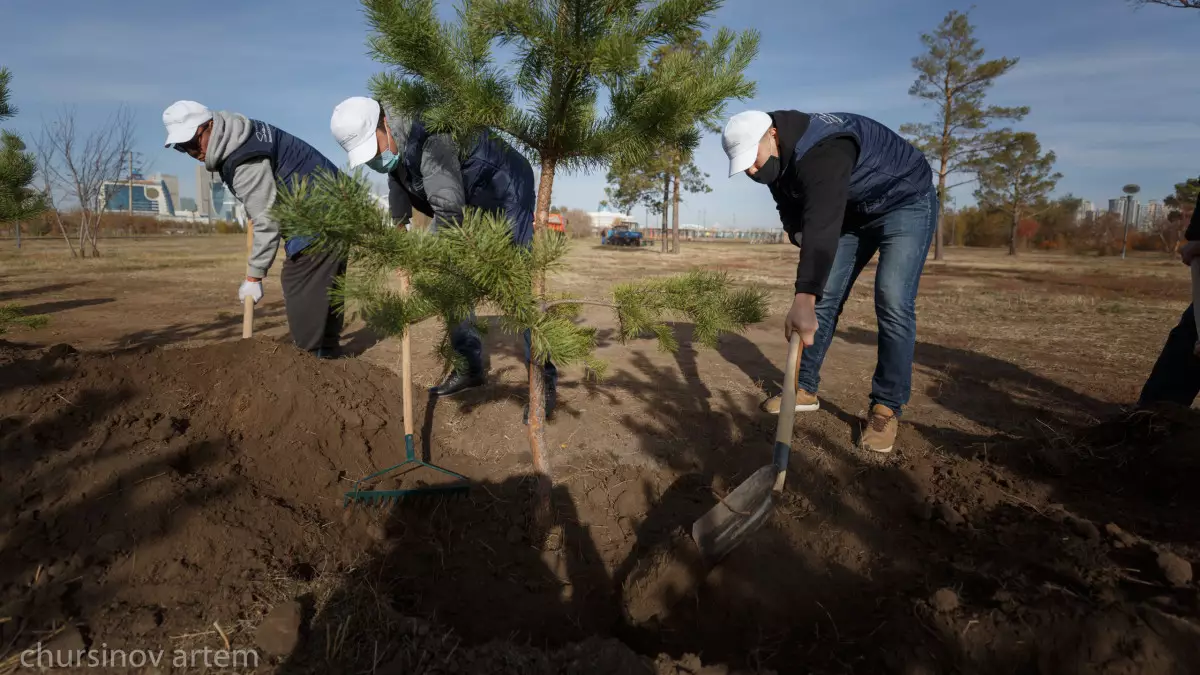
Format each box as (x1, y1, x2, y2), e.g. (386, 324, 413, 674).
(280, 246, 347, 353)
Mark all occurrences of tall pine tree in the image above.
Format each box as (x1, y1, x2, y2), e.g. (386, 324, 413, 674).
(901, 10, 1027, 260)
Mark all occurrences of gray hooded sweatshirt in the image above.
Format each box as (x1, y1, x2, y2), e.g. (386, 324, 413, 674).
(204, 111, 280, 279)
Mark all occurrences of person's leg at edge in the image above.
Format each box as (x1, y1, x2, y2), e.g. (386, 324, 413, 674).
(1137, 303, 1200, 408)
(861, 187, 937, 452)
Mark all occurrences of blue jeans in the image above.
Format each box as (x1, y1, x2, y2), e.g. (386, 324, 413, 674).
(1137, 303, 1199, 407)
(796, 187, 937, 415)
(450, 318, 558, 387)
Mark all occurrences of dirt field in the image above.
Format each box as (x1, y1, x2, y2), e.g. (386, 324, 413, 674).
(2, 235, 1198, 674)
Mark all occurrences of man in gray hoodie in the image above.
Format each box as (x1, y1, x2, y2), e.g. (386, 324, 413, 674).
(163, 100, 345, 358)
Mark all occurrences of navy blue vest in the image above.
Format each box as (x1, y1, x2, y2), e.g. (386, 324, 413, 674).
(218, 119, 341, 257)
(783, 112, 931, 216)
(395, 119, 535, 247)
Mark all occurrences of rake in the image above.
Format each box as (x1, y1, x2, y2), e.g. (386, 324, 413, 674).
(344, 272, 469, 506)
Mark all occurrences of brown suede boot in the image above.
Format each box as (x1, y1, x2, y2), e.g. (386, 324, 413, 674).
(761, 388, 820, 414)
(861, 404, 898, 453)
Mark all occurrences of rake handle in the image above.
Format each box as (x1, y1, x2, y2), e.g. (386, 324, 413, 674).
(772, 332, 803, 493)
(400, 271, 414, 437)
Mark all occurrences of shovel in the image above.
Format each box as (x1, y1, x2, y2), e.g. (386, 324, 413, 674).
(692, 332, 802, 566)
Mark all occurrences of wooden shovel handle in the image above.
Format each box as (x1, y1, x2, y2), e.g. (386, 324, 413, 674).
(772, 332, 803, 493)
(242, 220, 254, 339)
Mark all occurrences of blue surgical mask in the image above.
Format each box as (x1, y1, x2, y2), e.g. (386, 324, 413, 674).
(367, 149, 399, 174)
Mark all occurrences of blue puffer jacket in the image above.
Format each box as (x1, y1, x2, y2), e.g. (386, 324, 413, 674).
(219, 120, 340, 257)
(777, 111, 931, 216)
(385, 111, 536, 248)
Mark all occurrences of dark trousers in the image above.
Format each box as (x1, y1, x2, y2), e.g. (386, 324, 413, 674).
(1138, 303, 1200, 407)
(280, 246, 347, 354)
(797, 187, 938, 415)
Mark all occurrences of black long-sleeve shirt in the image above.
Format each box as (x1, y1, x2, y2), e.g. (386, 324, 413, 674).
(766, 109, 859, 298)
(776, 137, 858, 297)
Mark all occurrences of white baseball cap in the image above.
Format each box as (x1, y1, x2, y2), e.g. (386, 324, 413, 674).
(721, 110, 773, 177)
(330, 96, 382, 168)
(162, 100, 213, 147)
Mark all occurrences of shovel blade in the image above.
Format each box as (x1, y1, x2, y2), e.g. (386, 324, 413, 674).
(691, 465, 779, 566)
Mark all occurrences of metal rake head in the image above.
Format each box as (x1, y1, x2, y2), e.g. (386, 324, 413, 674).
(343, 482, 470, 507)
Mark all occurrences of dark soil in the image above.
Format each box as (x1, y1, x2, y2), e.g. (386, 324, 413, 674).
(1, 337, 1198, 674)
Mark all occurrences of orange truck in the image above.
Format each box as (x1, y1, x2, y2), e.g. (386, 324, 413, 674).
(547, 213, 566, 234)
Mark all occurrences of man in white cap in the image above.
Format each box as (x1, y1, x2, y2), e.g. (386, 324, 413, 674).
(164, 100, 346, 358)
(722, 109, 935, 453)
(329, 96, 556, 420)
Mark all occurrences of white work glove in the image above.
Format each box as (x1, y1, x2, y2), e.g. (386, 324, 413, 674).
(239, 278, 263, 305)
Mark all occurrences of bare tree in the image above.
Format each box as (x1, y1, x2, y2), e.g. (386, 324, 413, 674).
(36, 105, 135, 257)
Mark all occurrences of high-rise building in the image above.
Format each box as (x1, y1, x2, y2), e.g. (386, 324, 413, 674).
(178, 197, 198, 212)
(1124, 198, 1140, 230)
(158, 174, 180, 212)
(195, 165, 214, 217)
(1108, 198, 1125, 219)
(1144, 200, 1163, 226)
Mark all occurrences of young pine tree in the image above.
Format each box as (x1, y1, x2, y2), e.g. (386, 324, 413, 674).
(274, 169, 767, 528)
(360, 0, 759, 516)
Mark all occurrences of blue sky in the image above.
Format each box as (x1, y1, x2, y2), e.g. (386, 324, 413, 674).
(2, 0, 1198, 228)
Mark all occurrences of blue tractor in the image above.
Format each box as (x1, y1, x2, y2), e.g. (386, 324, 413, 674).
(601, 223, 643, 247)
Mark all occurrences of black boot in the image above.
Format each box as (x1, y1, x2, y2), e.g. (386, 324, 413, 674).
(432, 370, 485, 397)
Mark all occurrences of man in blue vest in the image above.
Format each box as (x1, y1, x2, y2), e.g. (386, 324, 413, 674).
(163, 100, 346, 358)
(329, 96, 556, 418)
(722, 110, 937, 453)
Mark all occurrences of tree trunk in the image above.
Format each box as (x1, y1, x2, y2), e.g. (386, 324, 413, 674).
(660, 172, 669, 253)
(15, 222, 21, 249)
(936, 84, 950, 261)
(671, 172, 681, 255)
(1008, 208, 1020, 256)
(528, 157, 556, 532)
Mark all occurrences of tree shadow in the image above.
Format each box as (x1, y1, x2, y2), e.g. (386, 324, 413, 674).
(0, 282, 86, 302)
(18, 298, 115, 315)
(115, 303, 289, 349)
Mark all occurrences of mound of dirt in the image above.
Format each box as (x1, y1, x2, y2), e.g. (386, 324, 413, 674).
(2, 337, 1199, 674)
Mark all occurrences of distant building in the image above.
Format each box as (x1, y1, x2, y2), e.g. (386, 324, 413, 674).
(160, 174, 180, 211)
(1108, 198, 1125, 219)
(178, 196, 197, 212)
(100, 175, 176, 216)
(195, 165, 214, 217)
(1144, 200, 1163, 226)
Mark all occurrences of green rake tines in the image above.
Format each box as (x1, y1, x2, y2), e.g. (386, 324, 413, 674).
(342, 272, 470, 507)
(343, 434, 469, 506)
